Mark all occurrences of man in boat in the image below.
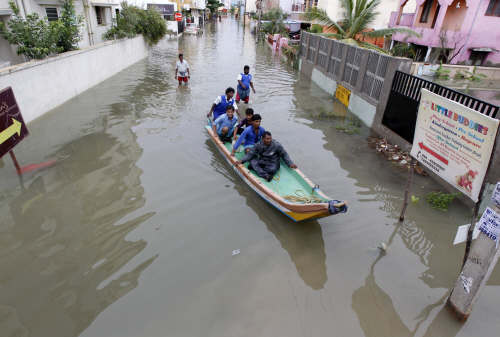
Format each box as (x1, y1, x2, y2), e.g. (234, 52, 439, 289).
(235, 131, 297, 182)
(207, 87, 240, 120)
(175, 54, 190, 85)
(236, 65, 256, 104)
(231, 113, 264, 156)
(212, 105, 239, 141)
(232, 108, 254, 137)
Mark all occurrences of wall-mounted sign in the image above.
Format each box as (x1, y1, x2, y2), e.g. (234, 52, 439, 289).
(410, 89, 499, 202)
(0, 87, 29, 159)
(148, 4, 175, 15)
(335, 84, 350, 107)
(477, 207, 500, 247)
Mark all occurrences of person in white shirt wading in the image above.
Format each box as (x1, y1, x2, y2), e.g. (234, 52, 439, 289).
(175, 54, 190, 85)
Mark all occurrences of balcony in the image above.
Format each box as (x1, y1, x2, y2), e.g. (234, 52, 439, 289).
(389, 11, 415, 28)
(292, 4, 305, 12)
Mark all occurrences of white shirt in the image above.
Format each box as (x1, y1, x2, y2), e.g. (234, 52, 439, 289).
(213, 96, 238, 111)
(176, 60, 189, 77)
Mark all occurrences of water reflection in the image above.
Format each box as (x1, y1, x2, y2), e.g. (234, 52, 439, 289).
(0, 77, 155, 336)
(351, 223, 461, 337)
(206, 140, 328, 290)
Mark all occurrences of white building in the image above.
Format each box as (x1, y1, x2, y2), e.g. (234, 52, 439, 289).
(1, 0, 118, 67)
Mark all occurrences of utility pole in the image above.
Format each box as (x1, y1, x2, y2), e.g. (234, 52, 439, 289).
(243, 0, 246, 27)
(446, 199, 500, 323)
(256, 0, 262, 42)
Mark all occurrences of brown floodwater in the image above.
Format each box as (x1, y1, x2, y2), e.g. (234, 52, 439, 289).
(1, 19, 499, 337)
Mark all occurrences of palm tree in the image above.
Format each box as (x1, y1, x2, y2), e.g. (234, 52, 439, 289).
(302, 0, 420, 54)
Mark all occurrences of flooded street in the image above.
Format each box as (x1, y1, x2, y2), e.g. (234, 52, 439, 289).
(1, 19, 500, 336)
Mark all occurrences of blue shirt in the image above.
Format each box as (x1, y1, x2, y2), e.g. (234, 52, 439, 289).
(233, 125, 265, 149)
(214, 114, 238, 133)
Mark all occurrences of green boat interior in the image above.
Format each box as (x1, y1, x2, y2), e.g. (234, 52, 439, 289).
(207, 126, 330, 203)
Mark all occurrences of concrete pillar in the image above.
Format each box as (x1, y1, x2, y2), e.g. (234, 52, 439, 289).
(424, 47, 432, 62)
(446, 203, 500, 323)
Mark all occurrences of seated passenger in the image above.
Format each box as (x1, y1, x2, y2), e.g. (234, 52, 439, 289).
(212, 105, 238, 141)
(235, 131, 297, 182)
(207, 87, 240, 120)
(231, 114, 264, 156)
(233, 108, 254, 137)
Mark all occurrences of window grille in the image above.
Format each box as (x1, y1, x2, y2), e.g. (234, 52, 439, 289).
(96, 6, 102, 25)
(45, 8, 58, 22)
(361, 52, 389, 101)
(316, 37, 329, 69)
(307, 34, 318, 63)
(327, 41, 343, 77)
(342, 46, 362, 87)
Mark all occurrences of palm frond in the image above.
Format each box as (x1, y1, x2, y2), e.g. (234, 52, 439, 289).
(362, 27, 421, 39)
(358, 41, 390, 54)
(302, 8, 346, 36)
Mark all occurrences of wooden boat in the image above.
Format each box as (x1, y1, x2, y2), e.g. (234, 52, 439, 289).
(206, 121, 346, 222)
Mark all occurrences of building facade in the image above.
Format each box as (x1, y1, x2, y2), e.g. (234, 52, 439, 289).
(1, 0, 118, 67)
(389, 0, 500, 66)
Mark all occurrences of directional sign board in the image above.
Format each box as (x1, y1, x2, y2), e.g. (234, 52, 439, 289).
(0, 87, 28, 159)
(174, 13, 182, 21)
(410, 89, 499, 202)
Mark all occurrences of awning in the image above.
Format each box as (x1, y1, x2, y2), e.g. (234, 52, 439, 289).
(0, 9, 13, 15)
(91, 2, 119, 6)
(34, 1, 62, 5)
(470, 47, 499, 52)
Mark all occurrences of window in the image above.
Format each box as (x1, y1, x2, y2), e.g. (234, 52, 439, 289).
(420, 0, 434, 23)
(486, 0, 500, 16)
(45, 8, 58, 22)
(96, 6, 103, 25)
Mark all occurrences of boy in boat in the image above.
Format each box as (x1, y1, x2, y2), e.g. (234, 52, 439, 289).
(235, 131, 297, 182)
(231, 113, 264, 156)
(212, 105, 238, 141)
(236, 65, 256, 104)
(207, 87, 240, 120)
(232, 108, 254, 137)
(175, 54, 190, 85)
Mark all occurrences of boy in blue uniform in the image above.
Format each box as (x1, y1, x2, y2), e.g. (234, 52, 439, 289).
(230, 114, 264, 156)
(236, 65, 256, 104)
(207, 87, 240, 120)
(212, 105, 239, 141)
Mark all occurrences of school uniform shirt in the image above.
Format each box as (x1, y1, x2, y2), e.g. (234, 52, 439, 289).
(233, 126, 265, 150)
(213, 96, 238, 111)
(176, 60, 189, 77)
(213, 114, 239, 133)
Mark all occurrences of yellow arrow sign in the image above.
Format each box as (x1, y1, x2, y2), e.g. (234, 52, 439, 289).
(0, 118, 22, 145)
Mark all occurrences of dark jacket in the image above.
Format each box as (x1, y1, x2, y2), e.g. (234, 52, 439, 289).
(241, 139, 294, 166)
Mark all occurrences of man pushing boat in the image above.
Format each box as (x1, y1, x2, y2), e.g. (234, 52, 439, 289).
(235, 132, 297, 182)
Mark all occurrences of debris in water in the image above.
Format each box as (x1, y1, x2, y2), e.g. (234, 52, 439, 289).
(367, 137, 427, 175)
(377, 243, 389, 250)
(232, 249, 240, 256)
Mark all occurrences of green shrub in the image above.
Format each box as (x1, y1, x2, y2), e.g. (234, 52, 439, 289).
(58, 0, 85, 52)
(0, 2, 62, 59)
(309, 24, 323, 33)
(103, 1, 167, 46)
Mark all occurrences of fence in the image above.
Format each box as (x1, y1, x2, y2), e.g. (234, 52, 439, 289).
(382, 70, 499, 143)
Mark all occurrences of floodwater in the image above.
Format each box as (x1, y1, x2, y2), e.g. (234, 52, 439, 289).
(1, 19, 500, 337)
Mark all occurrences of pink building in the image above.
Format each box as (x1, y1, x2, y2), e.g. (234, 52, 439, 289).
(389, 0, 500, 66)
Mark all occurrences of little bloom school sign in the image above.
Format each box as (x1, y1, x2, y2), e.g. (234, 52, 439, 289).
(410, 89, 499, 202)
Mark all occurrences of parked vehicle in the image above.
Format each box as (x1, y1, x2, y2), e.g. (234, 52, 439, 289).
(184, 23, 199, 35)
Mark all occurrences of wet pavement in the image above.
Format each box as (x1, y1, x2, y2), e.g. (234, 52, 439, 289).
(1, 19, 500, 337)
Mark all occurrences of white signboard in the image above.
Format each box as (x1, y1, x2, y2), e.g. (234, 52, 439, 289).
(492, 182, 500, 207)
(477, 207, 500, 247)
(410, 89, 499, 202)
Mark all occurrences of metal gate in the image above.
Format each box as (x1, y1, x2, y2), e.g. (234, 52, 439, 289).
(382, 71, 499, 143)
